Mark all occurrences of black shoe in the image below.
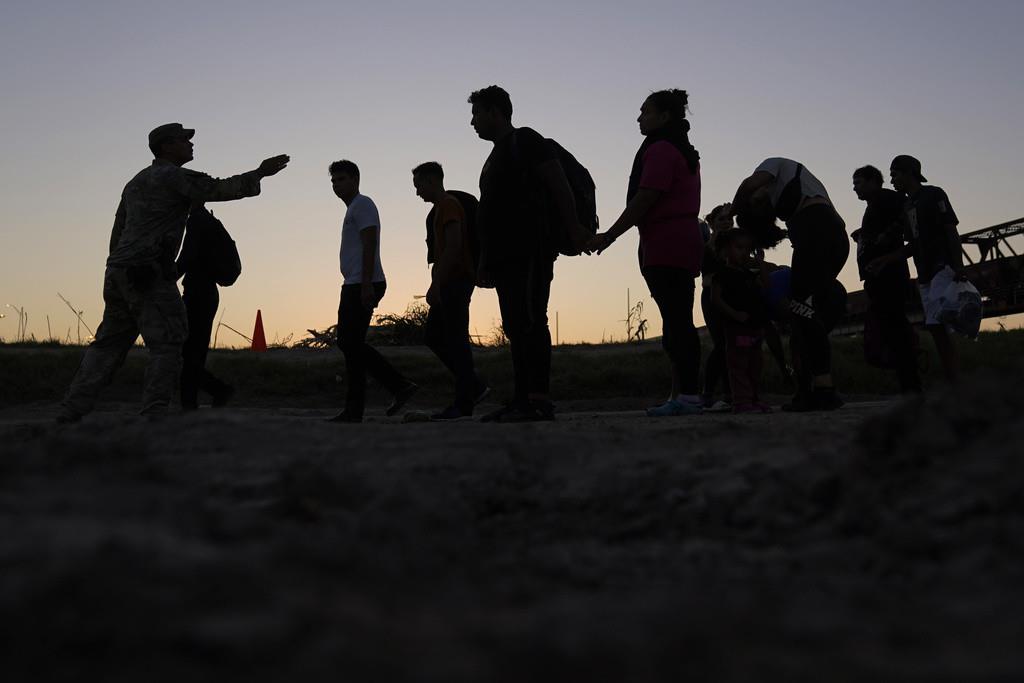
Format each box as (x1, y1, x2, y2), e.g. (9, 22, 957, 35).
(211, 385, 235, 408)
(781, 392, 816, 412)
(55, 411, 82, 424)
(812, 387, 844, 411)
(386, 382, 419, 417)
(326, 410, 362, 423)
(483, 399, 555, 423)
(430, 405, 472, 421)
(474, 383, 492, 406)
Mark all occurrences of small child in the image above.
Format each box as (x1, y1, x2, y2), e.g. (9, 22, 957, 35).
(712, 229, 772, 413)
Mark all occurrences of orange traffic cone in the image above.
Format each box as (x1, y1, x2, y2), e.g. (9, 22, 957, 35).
(251, 309, 268, 352)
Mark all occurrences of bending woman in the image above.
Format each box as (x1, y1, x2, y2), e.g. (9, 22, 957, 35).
(730, 158, 849, 411)
(592, 89, 704, 417)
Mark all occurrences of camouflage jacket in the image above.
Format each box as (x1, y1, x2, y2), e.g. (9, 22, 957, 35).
(106, 159, 261, 268)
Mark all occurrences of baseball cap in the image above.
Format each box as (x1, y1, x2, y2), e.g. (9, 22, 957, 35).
(148, 123, 195, 148)
(890, 155, 927, 183)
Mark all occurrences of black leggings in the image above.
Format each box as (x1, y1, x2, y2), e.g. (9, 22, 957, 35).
(643, 266, 700, 395)
(787, 204, 850, 381)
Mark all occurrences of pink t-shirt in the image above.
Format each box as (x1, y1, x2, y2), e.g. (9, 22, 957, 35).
(637, 141, 703, 275)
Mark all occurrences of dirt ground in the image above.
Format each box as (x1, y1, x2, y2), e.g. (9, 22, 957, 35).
(1, 379, 1022, 682)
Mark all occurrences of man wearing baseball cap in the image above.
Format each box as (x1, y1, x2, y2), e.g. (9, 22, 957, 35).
(867, 155, 965, 382)
(57, 124, 290, 422)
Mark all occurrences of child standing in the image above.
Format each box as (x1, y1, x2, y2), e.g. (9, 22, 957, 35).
(713, 229, 772, 413)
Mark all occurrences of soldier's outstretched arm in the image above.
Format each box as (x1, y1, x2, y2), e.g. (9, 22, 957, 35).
(177, 154, 290, 203)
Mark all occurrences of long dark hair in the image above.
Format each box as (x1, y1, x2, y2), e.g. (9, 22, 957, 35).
(628, 89, 700, 201)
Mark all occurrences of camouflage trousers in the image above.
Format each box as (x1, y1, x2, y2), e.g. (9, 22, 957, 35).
(60, 266, 188, 418)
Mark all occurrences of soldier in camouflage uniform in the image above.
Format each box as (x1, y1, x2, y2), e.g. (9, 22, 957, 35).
(57, 123, 289, 422)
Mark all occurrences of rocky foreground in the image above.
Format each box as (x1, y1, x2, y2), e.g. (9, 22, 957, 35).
(1, 375, 1021, 682)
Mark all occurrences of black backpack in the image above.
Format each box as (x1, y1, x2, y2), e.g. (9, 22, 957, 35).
(182, 206, 242, 287)
(514, 131, 599, 256)
(425, 190, 481, 268)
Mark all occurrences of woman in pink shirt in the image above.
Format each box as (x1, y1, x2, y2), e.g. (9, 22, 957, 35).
(592, 89, 704, 417)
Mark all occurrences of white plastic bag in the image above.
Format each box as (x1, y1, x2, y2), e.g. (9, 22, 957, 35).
(938, 279, 982, 339)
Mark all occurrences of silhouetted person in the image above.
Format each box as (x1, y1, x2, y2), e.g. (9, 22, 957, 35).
(700, 203, 734, 411)
(872, 155, 964, 383)
(592, 89, 704, 417)
(851, 165, 921, 393)
(327, 160, 417, 423)
(57, 123, 289, 422)
(412, 162, 489, 420)
(176, 204, 235, 410)
(732, 158, 849, 411)
(469, 85, 590, 422)
(713, 229, 772, 413)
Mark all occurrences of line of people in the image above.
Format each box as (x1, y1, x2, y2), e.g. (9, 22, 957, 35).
(56, 86, 966, 424)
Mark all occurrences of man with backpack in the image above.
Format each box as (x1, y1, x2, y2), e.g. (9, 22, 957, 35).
(412, 161, 489, 420)
(468, 85, 594, 422)
(175, 203, 238, 410)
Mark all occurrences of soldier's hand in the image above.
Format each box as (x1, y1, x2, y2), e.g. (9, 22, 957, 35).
(258, 155, 290, 177)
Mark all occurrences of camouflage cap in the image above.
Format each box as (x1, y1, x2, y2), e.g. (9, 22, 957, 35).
(148, 123, 195, 148)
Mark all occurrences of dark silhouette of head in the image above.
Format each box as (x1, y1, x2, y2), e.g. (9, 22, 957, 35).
(852, 165, 885, 202)
(735, 205, 787, 250)
(329, 159, 360, 203)
(717, 228, 756, 268)
(412, 161, 445, 203)
(149, 123, 195, 165)
(890, 155, 927, 195)
(469, 85, 513, 141)
(639, 89, 688, 136)
(705, 203, 734, 233)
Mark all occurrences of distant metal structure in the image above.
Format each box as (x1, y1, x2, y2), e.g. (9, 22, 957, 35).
(837, 216, 1024, 335)
(959, 216, 1024, 318)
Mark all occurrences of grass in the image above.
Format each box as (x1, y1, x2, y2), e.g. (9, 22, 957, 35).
(3, 329, 1022, 409)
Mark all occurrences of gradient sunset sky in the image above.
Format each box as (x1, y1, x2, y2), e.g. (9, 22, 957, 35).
(3, 0, 1023, 345)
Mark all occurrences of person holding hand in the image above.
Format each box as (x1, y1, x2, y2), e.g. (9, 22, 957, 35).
(591, 89, 704, 417)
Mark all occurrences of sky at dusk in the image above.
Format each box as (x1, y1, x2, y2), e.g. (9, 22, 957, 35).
(3, 0, 1023, 345)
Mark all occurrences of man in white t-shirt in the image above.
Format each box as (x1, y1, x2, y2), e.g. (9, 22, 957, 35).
(327, 160, 417, 423)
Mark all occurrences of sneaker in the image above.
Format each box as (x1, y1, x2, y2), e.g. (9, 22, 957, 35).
(386, 382, 419, 417)
(325, 410, 362, 423)
(646, 399, 703, 417)
(211, 385, 235, 408)
(430, 405, 473, 422)
(704, 399, 732, 413)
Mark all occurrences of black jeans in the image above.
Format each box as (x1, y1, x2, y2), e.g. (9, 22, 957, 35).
(425, 279, 483, 412)
(643, 266, 701, 395)
(700, 285, 730, 401)
(787, 204, 850, 384)
(337, 282, 408, 417)
(865, 266, 921, 392)
(494, 256, 554, 402)
(181, 276, 230, 408)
